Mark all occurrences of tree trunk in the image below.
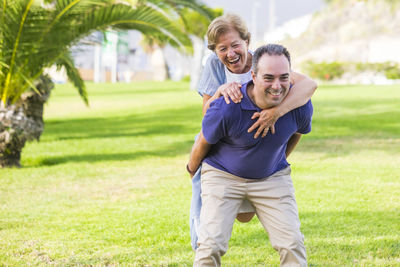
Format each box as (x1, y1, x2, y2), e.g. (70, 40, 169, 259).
(0, 75, 54, 168)
(190, 35, 206, 90)
(150, 47, 168, 81)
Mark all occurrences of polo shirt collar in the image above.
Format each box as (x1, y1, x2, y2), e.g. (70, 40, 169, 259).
(240, 81, 261, 111)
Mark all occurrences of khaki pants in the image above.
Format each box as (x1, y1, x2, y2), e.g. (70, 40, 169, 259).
(194, 163, 307, 267)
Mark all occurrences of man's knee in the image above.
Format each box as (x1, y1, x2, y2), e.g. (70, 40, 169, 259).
(194, 241, 226, 267)
(273, 230, 304, 249)
(272, 232, 307, 266)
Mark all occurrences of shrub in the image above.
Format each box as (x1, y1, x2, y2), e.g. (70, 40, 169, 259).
(303, 61, 345, 81)
(303, 61, 400, 81)
(181, 75, 191, 82)
(384, 67, 400, 79)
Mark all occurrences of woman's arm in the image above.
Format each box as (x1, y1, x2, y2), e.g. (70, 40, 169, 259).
(248, 72, 317, 138)
(276, 71, 317, 118)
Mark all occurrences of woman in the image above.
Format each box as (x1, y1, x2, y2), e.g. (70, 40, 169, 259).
(189, 13, 317, 250)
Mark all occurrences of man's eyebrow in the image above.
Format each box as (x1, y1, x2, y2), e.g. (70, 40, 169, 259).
(262, 73, 289, 78)
(262, 74, 274, 78)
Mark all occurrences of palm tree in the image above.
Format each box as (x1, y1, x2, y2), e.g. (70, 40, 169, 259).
(0, 0, 214, 168)
(139, 7, 222, 82)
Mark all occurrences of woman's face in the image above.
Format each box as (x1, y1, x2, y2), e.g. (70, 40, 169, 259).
(215, 29, 250, 74)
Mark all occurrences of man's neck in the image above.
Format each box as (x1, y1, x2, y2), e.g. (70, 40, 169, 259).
(247, 83, 273, 110)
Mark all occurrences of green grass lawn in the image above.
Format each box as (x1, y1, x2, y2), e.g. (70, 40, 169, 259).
(1, 81, 399, 266)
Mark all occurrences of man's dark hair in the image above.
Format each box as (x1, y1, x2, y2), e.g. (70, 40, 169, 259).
(252, 44, 291, 74)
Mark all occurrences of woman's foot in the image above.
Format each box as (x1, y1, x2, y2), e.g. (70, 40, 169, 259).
(236, 212, 255, 222)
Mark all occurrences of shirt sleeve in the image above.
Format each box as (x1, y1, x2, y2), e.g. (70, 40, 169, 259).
(297, 100, 313, 134)
(197, 53, 226, 96)
(201, 98, 229, 144)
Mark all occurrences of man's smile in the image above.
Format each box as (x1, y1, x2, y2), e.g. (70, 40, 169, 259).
(265, 89, 283, 97)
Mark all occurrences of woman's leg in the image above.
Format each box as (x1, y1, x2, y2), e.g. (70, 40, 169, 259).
(190, 166, 202, 250)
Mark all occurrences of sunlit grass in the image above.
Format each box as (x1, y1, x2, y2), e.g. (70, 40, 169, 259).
(0, 82, 399, 266)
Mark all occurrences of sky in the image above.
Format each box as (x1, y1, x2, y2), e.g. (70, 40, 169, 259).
(202, 0, 326, 43)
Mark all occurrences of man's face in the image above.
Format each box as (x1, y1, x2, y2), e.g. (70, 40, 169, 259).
(215, 29, 250, 74)
(251, 54, 290, 109)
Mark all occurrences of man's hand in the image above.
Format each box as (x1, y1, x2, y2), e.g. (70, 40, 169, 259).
(217, 82, 243, 104)
(248, 107, 280, 138)
(186, 163, 198, 179)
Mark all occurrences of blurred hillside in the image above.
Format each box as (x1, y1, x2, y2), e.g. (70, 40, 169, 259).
(282, 0, 400, 68)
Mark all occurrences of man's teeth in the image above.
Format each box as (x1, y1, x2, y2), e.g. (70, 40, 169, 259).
(269, 91, 281, 96)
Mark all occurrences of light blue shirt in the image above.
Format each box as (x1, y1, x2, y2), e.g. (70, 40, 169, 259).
(197, 52, 253, 96)
(197, 53, 226, 96)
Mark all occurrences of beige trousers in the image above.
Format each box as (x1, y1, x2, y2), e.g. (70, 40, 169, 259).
(194, 163, 307, 267)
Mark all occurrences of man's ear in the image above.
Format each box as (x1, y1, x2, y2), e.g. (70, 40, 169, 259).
(251, 70, 256, 82)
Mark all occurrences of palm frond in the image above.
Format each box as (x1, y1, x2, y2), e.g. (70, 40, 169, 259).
(55, 51, 88, 105)
(143, 0, 214, 20)
(1, 0, 35, 105)
(0, 0, 215, 106)
(79, 3, 193, 51)
(15, 69, 40, 97)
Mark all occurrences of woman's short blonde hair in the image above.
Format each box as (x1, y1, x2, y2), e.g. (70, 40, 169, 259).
(206, 13, 251, 51)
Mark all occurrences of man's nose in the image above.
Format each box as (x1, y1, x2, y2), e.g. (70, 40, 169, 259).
(271, 79, 280, 89)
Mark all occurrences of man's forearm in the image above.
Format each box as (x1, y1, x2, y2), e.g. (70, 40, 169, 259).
(188, 131, 212, 175)
(286, 133, 302, 158)
(202, 93, 219, 115)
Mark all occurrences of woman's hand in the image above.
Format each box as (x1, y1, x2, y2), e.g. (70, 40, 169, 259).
(217, 82, 243, 104)
(248, 107, 281, 138)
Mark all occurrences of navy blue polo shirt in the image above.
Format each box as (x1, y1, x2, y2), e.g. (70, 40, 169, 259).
(202, 81, 313, 179)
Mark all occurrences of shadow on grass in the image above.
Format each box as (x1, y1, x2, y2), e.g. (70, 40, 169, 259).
(30, 106, 201, 167)
(37, 140, 193, 166)
(43, 105, 201, 141)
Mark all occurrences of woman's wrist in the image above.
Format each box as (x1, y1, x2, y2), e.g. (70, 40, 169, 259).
(215, 88, 223, 98)
(274, 104, 286, 119)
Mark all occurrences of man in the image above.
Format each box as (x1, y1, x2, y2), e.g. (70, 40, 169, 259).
(186, 44, 313, 266)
